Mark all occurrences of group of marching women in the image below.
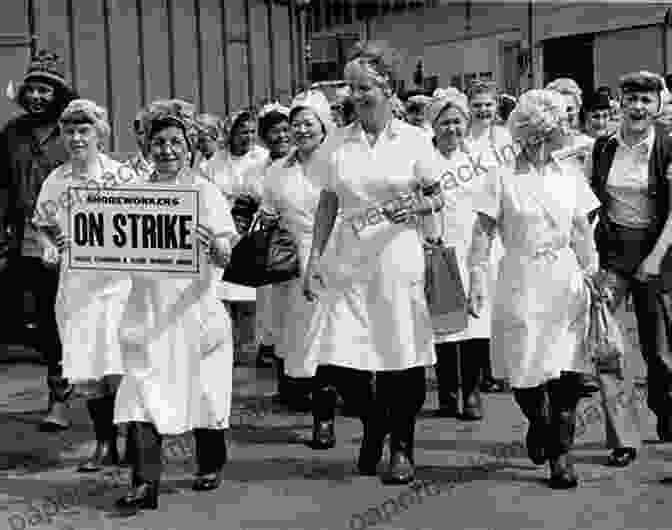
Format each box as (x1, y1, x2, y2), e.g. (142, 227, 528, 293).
(28, 36, 672, 514)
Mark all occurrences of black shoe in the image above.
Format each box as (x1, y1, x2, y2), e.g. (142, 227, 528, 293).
(115, 482, 159, 511)
(460, 392, 484, 421)
(309, 420, 335, 450)
(607, 448, 637, 467)
(657, 416, 672, 442)
(548, 454, 578, 489)
(256, 345, 276, 368)
(192, 471, 223, 491)
(382, 452, 415, 485)
(77, 440, 120, 472)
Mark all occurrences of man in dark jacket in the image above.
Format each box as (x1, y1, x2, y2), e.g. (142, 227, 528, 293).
(0, 50, 78, 429)
(590, 71, 672, 452)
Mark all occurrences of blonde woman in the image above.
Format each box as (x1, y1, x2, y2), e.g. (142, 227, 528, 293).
(34, 99, 137, 472)
(303, 41, 443, 485)
(469, 89, 600, 489)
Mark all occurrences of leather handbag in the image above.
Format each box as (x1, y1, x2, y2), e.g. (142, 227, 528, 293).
(222, 214, 300, 288)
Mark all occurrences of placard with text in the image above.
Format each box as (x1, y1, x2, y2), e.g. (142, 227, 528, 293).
(67, 186, 200, 275)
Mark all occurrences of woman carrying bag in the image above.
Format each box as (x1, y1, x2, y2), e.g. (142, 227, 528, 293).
(423, 88, 489, 420)
(259, 91, 334, 411)
(469, 89, 601, 489)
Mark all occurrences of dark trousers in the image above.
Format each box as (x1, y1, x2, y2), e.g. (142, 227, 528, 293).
(600, 268, 672, 418)
(127, 423, 227, 484)
(312, 365, 426, 460)
(5, 257, 62, 377)
(435, 339, 484, 408)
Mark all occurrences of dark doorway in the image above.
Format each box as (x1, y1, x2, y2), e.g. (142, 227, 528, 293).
(543, 34, 595, 98)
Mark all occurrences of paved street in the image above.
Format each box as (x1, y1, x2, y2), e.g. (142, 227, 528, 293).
(0, 342, 669, 530)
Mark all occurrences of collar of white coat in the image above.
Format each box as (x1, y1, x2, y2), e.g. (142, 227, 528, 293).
(343, 118, 403, 143)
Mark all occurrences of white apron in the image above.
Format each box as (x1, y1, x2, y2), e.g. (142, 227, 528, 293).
(475, 160, 600, 388)
(304, 120, 437, 372)
(34, 154, 137, 382)
(114, 172, 237, 435)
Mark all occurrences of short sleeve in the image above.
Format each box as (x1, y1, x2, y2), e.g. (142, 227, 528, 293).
(309, 135, 339, 192)
(471, 166, 502, 221)
(199, 178, 237, 243)
(574, 171, 600, 219)
(413, 135, 441, 188)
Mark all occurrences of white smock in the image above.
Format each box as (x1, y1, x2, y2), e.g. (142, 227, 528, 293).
(261, 150, 328, 377)
(305, 119, 438, 372)
(425, 148, 494, 343)
(34, 154, 137, 382)
(203, 144, 269, 302)
(473, 159, 600, 388)
(114, 170, 237, 435)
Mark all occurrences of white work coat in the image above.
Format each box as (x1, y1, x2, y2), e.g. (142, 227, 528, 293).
(114, 170, 237, 434)
(260, 150, 329, 377)
(305, 119, 438, 371)
(474, 159, 599, 388)
(34, 154, 137, 382)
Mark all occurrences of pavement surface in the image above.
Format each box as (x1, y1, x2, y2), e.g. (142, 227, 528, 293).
(0, 339, 668, 530)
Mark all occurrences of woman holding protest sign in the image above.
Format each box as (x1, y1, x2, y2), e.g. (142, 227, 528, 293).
(259, 92, 333, 411)
(468, 89, 600, 489)
(33, 99, 137, 473)
(114, 100, 238, 512)
(423, 88, 491, 420)
(302, 41, 443, 485)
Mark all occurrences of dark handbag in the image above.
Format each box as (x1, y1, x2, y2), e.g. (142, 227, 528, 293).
(222, 215, 300, 287)
(424, 239, 469, 335)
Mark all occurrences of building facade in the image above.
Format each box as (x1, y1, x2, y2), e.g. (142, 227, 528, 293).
(309, 1, 672, 99)
(0, 0, 333, 153)
(3, 1, 670, 152)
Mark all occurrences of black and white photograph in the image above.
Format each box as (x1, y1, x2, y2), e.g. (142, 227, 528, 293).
(1, 1, 672, 529)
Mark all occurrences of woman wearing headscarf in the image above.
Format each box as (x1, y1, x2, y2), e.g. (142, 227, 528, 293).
(195, 113, 227, 169)
(422, 88, 489, 420)
(114, 100, 237, 511)
(254, 102, 292, 371)
(302, 41, 443, 485)
(259, 92, 333, 412)
(468, 89, 600, 489)
(33, 99, 137, 472)
(204, 108, 269, 363)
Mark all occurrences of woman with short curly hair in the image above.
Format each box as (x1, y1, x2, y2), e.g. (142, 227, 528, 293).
(469, 89, 600, 489)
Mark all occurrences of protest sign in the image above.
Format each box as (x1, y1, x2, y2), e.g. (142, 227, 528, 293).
(67, 186, 200, 276)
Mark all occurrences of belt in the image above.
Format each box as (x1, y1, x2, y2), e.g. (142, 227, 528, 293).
(531, 243, 569, 262)
(343, 193, 419, 236)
